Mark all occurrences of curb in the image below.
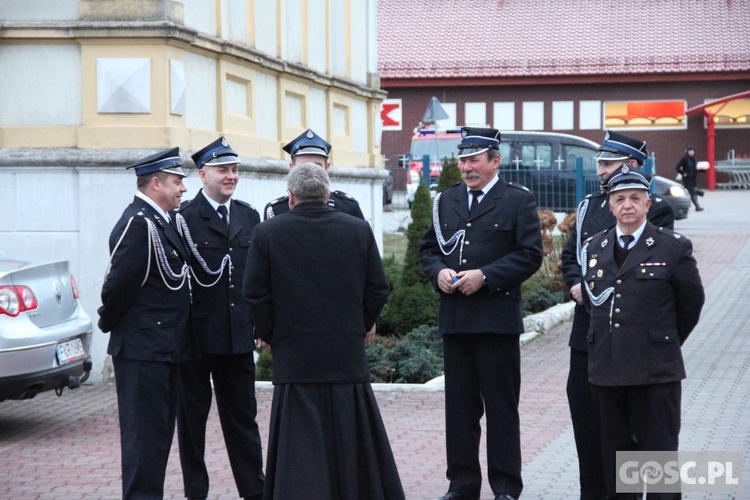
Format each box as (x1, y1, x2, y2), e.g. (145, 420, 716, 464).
(256, 302, 576, 391)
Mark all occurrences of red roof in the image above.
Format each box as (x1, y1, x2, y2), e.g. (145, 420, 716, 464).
(378, 0, 750, 80)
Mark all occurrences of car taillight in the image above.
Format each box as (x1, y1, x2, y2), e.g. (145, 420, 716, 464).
(70, 274, 80, 300)
(0, 285, 38, 317)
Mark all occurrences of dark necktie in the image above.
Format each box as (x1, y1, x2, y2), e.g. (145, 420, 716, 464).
(620, 234, 634, 249)
(217, 205, 228, 226)
(469, 190, 483, 213)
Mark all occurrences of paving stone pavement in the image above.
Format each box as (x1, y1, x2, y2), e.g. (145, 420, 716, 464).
(1, 190, 748, 499)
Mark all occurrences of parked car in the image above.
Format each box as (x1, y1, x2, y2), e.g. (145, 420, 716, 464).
(402, 127, 690, 215)
(383, 169, 394, 206)
(651, 175, 691, 220)
(0, 256, 93, 402)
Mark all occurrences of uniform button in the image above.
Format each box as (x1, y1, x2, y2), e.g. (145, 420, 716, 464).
(616, 294, 621, 298)
(462, 259, 467, 264)
(230, 303, 235, 307)
(157, 321, 162, 326)
(615, 308, 621, 313)
(467, 223, 472, 227)
(229, 284, 234, 289)
(665, 336, 670, 340)
(465, 241, 470, 245)
(616, 279, 622, 284)
(614, 323, 620, 328)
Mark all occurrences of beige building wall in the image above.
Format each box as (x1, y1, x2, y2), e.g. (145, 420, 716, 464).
(0, 0, 386, 384)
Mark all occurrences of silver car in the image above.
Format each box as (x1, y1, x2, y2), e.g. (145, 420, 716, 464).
(0, 256, 93, 401)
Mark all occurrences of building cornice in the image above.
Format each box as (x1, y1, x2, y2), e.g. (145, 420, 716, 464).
(0, 21, 385, 99)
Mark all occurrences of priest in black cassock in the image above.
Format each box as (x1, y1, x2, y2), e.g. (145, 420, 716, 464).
(244, 162, 404, 500)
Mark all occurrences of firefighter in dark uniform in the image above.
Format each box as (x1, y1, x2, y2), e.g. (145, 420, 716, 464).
(420, 127, 543, 500)
(561, 130, 675, 499)
(263, 128, 364, 220)
(582, 168, 704, 499)
(175, 137, 265, 500)
(98, 148, 191, 499)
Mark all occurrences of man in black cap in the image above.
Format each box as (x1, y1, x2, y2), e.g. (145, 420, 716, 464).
(264, 128, 364, 220)
(561, 130, 675, 499)
(98, 147, 191, 499)
(175, 137, 265, 500)
(420, 127, 543, 500)
(582, 168, 704, 499)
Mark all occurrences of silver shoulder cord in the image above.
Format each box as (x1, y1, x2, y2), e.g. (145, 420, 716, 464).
(432, 191, 466, 262)
(103, 216, 190, 291)
(575, 198, 589, 266)
(175, 213, 232, 288)
(581, 240, 614, 307)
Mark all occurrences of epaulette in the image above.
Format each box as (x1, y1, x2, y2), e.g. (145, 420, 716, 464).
(333, 190, 355, 200)
(179, 198, 195, 211)
(234, 199, 256, 211)
(442, 182, 463, 192)
(657, 226, 686, 241)
(508, 182, 530, 192)
(269, 195, 287, 206)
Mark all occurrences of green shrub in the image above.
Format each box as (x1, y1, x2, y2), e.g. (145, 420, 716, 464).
(255, 348, 273, 381)
(367, 325, 444, 383)
(436, 156, 462, 192)
(380, 182, 439, 336)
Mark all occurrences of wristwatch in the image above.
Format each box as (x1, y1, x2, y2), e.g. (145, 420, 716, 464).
(482, 273, 487, 286)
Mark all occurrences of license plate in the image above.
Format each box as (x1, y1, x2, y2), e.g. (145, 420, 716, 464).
(56, 338, 86, 364)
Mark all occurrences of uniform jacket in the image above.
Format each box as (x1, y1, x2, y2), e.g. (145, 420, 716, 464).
(582, 222, 704, 386)
(263, 190, 364, 220)
(419, 177, 543, 335)
(178, 190, 260, 355)
(99, 197, 191, 362)
(243, 203, 389, 384)
(561, 190, 675, 351)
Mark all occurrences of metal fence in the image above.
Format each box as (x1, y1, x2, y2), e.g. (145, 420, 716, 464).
(499, 157, 601, 213)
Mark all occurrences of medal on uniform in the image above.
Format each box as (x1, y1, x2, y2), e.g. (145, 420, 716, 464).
(589, 282, 595, 290)
(589, 256, 597, 268)
(597, 269, 603, 278)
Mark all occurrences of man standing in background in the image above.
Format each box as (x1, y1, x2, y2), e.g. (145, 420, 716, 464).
(264, 128, 364, 220)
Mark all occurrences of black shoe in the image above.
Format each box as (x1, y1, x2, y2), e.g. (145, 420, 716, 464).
(696, 206, 704, 211)
(437, 492, 478, 500)
(494, 495, 517, 500)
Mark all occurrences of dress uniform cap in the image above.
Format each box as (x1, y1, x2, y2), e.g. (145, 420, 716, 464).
(607, 167, 651, 193)
(457, 127, 501, 158)
(126, 147, 186, 177)
(191, 136, 238, 169)
(595, 130, 648, 165)
(282, 129, 332, 158)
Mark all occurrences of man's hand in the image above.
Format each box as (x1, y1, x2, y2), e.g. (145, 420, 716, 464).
(452, 269, 485, 296)
(438, 268, 458, 294)
(365, 324, 376, 345)
(570, 283, 583, 305)
(255, 338, 271, 351)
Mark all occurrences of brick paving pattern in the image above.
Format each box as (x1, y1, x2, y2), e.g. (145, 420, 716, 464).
(1, 190, 748, 499)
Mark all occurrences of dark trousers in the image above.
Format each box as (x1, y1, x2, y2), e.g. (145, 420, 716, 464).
(177, 353, 265, 498)
(443, 334, 522, 499)
(682, 176, 702, 210)
(591, 382, 681, 500)
(567, 348, 606, 500)
(113, 357, 178, 500)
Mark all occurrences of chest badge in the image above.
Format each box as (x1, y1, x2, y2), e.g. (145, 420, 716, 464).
(646, 237, 655, 247)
